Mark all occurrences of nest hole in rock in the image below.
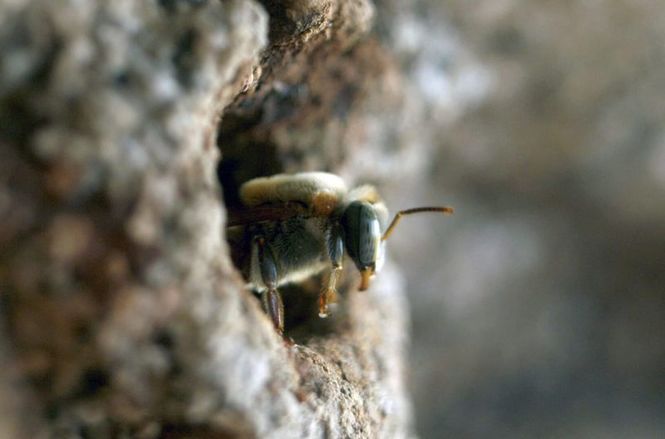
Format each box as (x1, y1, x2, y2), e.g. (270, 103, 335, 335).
(216, 110, 350, 343)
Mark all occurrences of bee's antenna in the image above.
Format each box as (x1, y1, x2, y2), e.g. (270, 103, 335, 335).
(381, 206, 454, 241)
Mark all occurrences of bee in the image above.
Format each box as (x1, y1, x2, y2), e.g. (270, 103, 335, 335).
(226, 172, 453, 334)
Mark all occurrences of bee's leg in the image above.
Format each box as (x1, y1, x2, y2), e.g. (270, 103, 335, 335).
(255, 237, 284, 334)
(319, 266, 342, 318)
(261, 288, 284, 334)
(319, 223, 344, 318)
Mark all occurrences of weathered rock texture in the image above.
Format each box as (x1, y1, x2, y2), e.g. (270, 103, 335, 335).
(0, 0, 417, 437)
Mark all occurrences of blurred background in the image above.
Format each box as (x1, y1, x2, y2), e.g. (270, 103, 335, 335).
(375, 1, 665, 437)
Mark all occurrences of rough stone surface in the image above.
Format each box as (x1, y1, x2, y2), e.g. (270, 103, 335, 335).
(0, 0, 416, 438)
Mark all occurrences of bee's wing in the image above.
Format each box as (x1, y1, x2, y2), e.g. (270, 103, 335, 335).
(226, 203, 310, 227)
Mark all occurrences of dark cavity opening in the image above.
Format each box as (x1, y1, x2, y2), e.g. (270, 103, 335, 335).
(216, 104, 344, 342)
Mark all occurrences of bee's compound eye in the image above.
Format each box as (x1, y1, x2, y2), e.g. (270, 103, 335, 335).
(341, 201, 381, 271)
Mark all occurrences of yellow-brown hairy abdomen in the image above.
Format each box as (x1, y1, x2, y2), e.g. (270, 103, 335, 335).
(240, 172, 348, 215)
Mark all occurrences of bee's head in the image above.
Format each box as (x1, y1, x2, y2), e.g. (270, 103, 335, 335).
(340, 201, 385, 290)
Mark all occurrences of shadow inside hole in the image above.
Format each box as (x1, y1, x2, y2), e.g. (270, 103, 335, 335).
(216, 109, 284, 211)
(279, 279, 346, 344)
(216, 141, 281, 211)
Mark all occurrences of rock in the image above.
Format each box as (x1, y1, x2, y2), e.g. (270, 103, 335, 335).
(0, 0, 416, 437)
